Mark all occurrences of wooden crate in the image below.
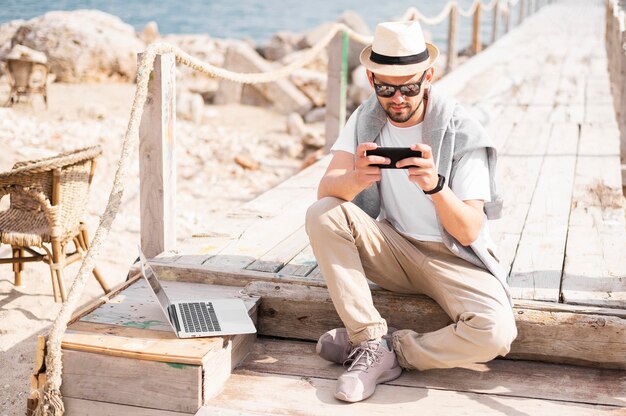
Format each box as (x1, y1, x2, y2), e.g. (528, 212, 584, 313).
(32, 275, 260, 416)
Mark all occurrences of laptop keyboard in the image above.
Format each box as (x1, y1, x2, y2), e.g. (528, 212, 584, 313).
(179, 302, 222, 333)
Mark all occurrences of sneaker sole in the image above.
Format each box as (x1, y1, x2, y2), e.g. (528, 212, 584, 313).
(334, 365, 403, 403)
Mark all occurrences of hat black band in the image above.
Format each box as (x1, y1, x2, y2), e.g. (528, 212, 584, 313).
(370, 49, 429, 65)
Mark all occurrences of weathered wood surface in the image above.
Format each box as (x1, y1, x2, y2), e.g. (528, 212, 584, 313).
(62, 279, 259, 364)
(208, 372, 621, 416)
(61, 349, 202, 413)
(241, 338, 626, 407)
(63, 397, 194, 416)
(246, 281, 626, 369)
(138, 52, 177, 258)
(54, 279, 259, 415)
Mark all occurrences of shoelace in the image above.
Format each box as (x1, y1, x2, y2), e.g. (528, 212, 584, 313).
(343, 342, 384, 372)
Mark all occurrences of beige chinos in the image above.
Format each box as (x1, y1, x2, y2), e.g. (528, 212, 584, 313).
(305, 196, 517, 371)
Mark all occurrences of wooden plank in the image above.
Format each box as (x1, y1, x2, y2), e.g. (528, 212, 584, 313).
(246, 226, 310, 273)
(78, 279, 259, 332)
(61, 349, 202, 413)
(278, 245, 317, 277)
(200, 189, 317, 272)
(63, 397, 193, 416)
(245, 281, 626, 369)
(139, 52, 177, 258)
(210, 371, 620, 415)
(508, 123, 578, 301)
(62, 280, 260, 364)
(62, 322, 223, 365)
(242, 339, 626, 407)
(562, 123, 626, 308)
(166, 157, 327, 270)
(490, 122, 552, 276)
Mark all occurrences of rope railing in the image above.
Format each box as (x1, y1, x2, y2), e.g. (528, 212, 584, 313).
(32, 1, 552, 415)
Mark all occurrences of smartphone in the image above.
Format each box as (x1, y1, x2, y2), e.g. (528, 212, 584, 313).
(365, 147, 423, 169)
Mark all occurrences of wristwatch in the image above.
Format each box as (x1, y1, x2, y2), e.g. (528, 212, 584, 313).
(424, 174, 446, 195)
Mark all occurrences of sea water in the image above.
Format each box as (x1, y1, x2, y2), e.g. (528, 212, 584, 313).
(0, 0, 499, 50)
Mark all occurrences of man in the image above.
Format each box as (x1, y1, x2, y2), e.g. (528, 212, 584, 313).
(305, 21, 517, 403)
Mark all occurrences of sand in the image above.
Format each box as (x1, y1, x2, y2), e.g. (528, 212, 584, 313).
(0, 79, 316, 415)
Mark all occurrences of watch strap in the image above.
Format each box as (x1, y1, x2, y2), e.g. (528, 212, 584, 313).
(424, 174, 445, 195)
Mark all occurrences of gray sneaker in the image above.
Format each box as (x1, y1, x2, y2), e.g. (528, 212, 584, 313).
(316, 327, 397, 364)
(334, 339, 402, 402)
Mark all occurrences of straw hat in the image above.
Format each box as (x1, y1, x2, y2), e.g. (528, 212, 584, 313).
(360, 21, 439, 77)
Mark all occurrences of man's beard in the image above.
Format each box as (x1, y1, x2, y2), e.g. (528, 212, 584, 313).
(380, 99, 422, 123)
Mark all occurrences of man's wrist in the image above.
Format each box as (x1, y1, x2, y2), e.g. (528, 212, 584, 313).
(424, 174, 445, 195)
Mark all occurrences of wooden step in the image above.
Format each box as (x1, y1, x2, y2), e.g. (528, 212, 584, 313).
(244, 281, 626, 369)
(31, 276, 260, 416)
(201, 338, 625, 415)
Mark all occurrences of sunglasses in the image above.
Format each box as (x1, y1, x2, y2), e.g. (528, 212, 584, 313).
(372, 72, 428, 98)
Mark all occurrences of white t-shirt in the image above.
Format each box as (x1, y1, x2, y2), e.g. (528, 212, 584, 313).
(331, 111, 491, 242)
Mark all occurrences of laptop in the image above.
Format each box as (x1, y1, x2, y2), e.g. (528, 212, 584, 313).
(138, 248, 256, 338)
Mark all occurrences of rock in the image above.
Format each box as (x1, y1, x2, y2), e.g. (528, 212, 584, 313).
(302, 148, 325, 169)
(337, 11, 371, 74)
(258, 31, 302, 61)
(240, 84, 272, 107)
(286, 112, 306, 136)
(347, 65, 371, 110)
(280, 47, 328, 73)
(304, 107, 325, 124)
(140, 21, 159, 44)
(299, 22, 336, 50)
(162, 34, 227, 100)
(10, 10, 145, 82)
(290, 69, 327, 107)
(0, 20, 24, 60)
(177, 91, 205, 124)
(301, 131, 324, 149)
(214, 41, 313, 116)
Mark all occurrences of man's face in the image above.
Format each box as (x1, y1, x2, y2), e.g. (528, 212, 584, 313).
(369, 70, 431, 125)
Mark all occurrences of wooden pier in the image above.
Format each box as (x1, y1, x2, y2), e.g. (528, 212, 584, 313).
(31, 0, 626, 415)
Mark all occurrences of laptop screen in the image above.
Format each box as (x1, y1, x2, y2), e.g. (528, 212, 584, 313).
(138, 248, 171, 310)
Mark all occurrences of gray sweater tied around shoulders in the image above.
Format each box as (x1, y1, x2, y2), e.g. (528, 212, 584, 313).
(351, 87, 512, 302)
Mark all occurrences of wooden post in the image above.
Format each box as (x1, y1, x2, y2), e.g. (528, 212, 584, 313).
(492, 0, 500, 44)
(472, 2, 482, 54)
(519, 0, 526, 24)
(138, 53, 177, 258)
(505, 4, 511, 33)
(324, 31, 348, 152)
(446, 3, 458, 73)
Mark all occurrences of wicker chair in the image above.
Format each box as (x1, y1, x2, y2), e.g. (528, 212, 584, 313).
(0, 146, 110, 302)
(4, 58, 49, 108)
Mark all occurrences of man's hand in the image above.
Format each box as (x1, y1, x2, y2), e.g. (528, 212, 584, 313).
(353, 142, 389, 188)
(396, 144, 440, 192)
